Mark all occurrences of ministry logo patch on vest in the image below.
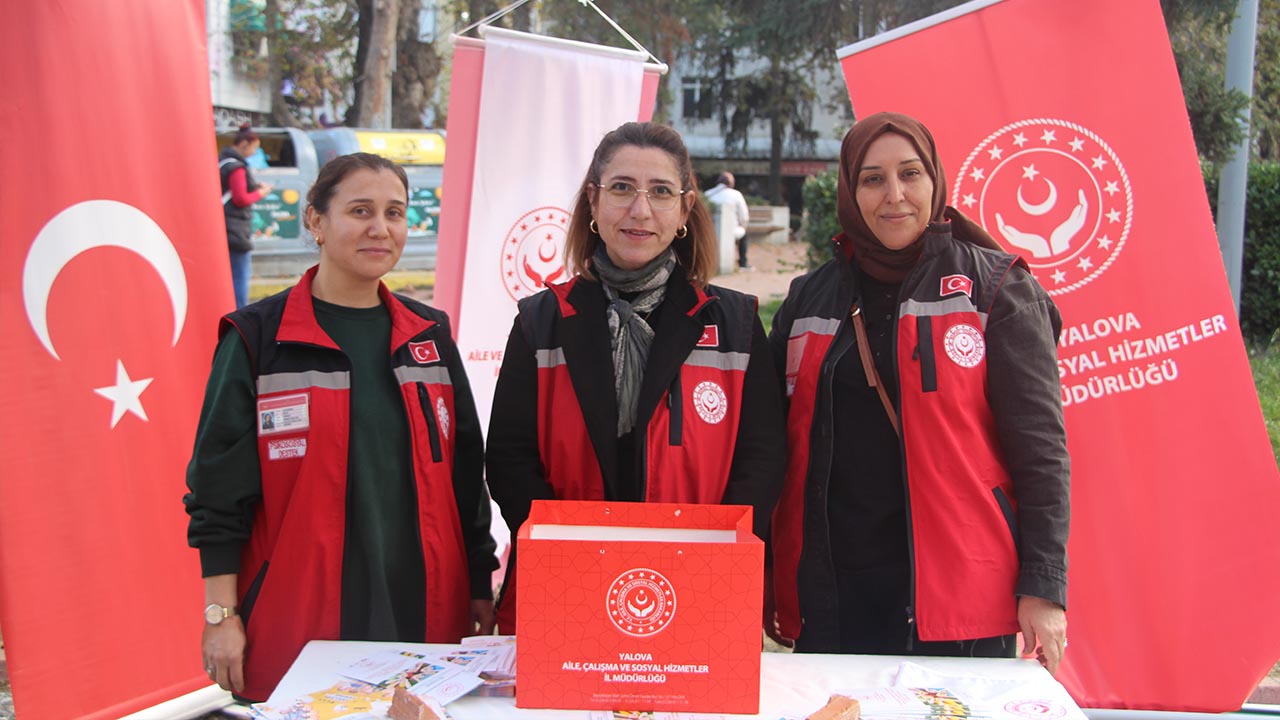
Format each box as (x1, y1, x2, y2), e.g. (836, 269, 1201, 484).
(944, 323, 986, 368)
(436, 396, 450, 439)
(692, 381, 728, 424)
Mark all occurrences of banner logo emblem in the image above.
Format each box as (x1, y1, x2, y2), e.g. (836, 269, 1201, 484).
(940, 274, 973, 298)
(409, 340, 440, 364)
(944, 324, 986, 368)
(436, 396, 450, 440)
(952, 118, 1132, 295)
(500, 206, 570, 300)
(607, 568, 676, 637)
(692, 380, 728, 424)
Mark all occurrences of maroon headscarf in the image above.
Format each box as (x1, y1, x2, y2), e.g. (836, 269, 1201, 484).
(836, 112, 999, 282)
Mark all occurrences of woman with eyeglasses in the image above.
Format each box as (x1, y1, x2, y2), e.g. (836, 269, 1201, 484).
(485, 122, 786, 634)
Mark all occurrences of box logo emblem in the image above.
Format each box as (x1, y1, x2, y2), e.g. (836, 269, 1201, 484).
(607, 568, 676, 637)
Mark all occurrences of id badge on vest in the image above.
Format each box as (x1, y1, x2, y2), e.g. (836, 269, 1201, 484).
(257, 392, 309, 460)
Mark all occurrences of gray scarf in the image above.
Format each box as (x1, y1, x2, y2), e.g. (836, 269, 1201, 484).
(592, 245, 676, 437)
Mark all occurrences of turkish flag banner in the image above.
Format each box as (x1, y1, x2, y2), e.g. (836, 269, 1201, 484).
(837, 0, 1280, 711)
(516, 500, 763, 714)
(0, 2, 227, 718)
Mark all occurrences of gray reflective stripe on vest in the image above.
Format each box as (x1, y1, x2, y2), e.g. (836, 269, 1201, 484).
(685, 349, 750, 371)
(791, 316, 840, 338)
(258, 370, 350, 394)
(900, 296, 989, 330)
(394, 366, 453, 386)
(535, 347, 566, 368)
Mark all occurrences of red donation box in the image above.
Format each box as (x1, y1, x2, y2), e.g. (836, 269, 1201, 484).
(515, 500, 763, 713)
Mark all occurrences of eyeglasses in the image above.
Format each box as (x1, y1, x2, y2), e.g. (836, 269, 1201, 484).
(594, 182, 688, 211)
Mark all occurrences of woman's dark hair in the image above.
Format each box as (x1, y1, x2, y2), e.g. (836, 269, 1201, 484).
(233, 123, 259, 145)
(305, 152, 410, 217)
(564, 122, 715, 288)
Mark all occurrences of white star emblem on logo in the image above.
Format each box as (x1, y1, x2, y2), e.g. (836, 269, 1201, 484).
(93, 359, 153, 428)
(1098, 235, 1113, 250)
(1052, 269, 1067, 284)
(1077, 257, 1095, 272)
(962, 193, 976, 208)
(987, 146, 1004, 160)
(1091, 155, 1108, 170)
(1069, 137, 1085, 152)
(1106, 208, 1122, 223)
(969, 167, 986, 182)
(1040, 129, 1057, 144)
(1021, 164, 1041, 181)
(1104, 181, 1119, 196)
(1012, 132, 1028, 147)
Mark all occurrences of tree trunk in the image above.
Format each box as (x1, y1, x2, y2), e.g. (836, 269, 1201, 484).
(392, 0, 442, 128)
(351, 0, 398, 128)
(264, 0, 298, 127)
(346, 1, 373, 126)
(767, 58, 785, 204)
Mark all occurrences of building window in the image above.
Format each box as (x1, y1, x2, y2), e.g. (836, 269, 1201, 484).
(682, 77, 713, 120)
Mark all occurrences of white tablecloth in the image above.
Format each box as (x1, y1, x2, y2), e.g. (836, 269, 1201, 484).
(268, 640, 1082, 719)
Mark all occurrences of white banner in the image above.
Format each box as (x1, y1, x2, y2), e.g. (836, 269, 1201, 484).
(456, 28, 646, 431)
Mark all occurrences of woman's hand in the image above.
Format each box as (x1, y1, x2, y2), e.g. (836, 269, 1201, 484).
(471, 599, 496, 636)
(203, 616, 246, 693)
(1018, 595, 1067, 676)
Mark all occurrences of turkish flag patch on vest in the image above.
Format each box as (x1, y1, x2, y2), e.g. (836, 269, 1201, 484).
(697, 325, 719, 347)
(409, 340, 440, 364)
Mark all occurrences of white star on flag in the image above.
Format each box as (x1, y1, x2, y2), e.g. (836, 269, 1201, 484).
(1104, 181, 1119, 196)
(1098, 235, 1113, 249)
(962, 193, 976, 208)
(1078, 257, 1095, 272)
(1022, 164, 1041, 181)
(969, 167, 986, 182)
(1069, 138, 1085, 152)
(1012, 132, 1028, 147)
(1091, 154, 1108, 170)
(1040, 129, 1057, 144)
(93, 359, 154, 428)
(988, 146, 1004, 160)
(1052, 269, 1067, 284)
(1107, 208, 1122, 223)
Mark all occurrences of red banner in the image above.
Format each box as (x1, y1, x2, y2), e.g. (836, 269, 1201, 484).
(0, 2, 226, 717)
(838, 0, 1280, 711)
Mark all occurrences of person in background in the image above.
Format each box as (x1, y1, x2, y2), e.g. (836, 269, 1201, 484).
(219, 123, 273, 309)
(706, 171, 752, 270)
(186, 153, 498, 701)
(486, 122, 786, 634)
(768, 112, 1070, 675)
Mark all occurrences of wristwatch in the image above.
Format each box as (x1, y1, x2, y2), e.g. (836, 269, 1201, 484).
(204, 603, 237, 625)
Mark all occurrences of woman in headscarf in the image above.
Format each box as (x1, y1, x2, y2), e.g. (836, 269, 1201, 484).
(768, 112, 1070, 674)
(486, 121, 786, 634)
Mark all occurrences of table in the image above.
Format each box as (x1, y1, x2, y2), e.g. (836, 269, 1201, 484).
(269, 640, 1084, 719)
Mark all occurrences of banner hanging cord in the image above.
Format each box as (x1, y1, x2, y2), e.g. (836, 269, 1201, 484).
(452, 0, 666, 71)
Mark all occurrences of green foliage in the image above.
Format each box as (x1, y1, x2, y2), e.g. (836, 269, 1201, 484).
(1249, 341, 1280, 467)
(800, 169, 841, 269)
(759, 297, 784, 332)
(1204, 162, 1280, 342)
(1162, 0, 1251, 165)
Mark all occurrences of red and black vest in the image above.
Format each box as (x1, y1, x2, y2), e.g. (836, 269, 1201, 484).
(222, 267, 472, 700)
(495, 275, 758, 632)
(773, 228, 1028, 644)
